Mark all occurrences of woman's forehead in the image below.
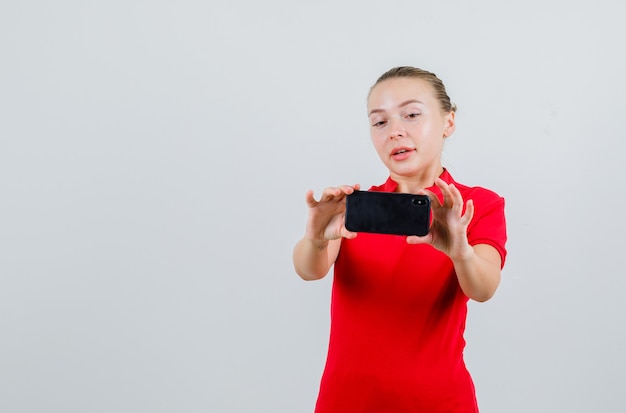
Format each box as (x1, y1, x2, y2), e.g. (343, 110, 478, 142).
(368, 78, 437, 108)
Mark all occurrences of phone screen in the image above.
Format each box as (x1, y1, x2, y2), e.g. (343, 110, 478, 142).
(345, 191, 430, 236)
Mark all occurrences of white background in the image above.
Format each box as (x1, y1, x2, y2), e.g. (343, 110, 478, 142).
(1, 1, 625, 412)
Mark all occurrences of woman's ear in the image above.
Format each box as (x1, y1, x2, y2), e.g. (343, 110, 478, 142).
(443, 111, 455, 138)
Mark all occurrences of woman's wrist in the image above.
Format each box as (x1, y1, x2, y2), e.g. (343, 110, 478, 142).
(449, 242, 474, 264)
(305, 236, 329, 251)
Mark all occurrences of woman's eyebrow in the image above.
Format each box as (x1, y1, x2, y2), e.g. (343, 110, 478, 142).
(368, 99, 424, 116)
(398, 99, 424, 108)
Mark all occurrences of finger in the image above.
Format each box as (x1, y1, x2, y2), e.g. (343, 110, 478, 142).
(447, 183, 465, 215)
(435, 179, 456, 209)
(319, 184, 362, 203)
(406, 234, 432, 244)
(305, 189, 318, 208)
(435, 179, 466, 215)
(341, 227, 358, 239)
(337, 184, 360, 195)
(460, 199, 475, 226)
(422, 178, 449, 208)
(419, 189, 442, 208)
(319, 186, 342, 203)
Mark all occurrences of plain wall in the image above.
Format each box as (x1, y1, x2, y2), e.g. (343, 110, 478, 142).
(1, 1, 625, 412)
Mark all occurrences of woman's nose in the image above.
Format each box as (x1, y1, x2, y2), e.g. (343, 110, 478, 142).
(388, 118, 405, 139)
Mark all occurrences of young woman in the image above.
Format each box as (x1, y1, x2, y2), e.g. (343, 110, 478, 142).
(293, 66, 507, 412)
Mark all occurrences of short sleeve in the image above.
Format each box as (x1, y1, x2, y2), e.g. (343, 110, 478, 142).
(466, 190, 507, 268)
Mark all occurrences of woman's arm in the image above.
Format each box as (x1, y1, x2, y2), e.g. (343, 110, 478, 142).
(293, 238, 342, 281)
(449, 243, 502, 302)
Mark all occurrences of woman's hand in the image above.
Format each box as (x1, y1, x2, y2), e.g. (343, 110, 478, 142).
(293, 184, 360, 281)
(304, 184, 360, 247)
(406, 178, 502, 301)
(406, 178, 474, 261)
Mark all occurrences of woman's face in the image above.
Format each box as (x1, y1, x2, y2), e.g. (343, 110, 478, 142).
(367, 77, 455, 181)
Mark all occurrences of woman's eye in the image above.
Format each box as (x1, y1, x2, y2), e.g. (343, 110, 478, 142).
(372, 120, 386, 127)
(406, 113, 420, 119)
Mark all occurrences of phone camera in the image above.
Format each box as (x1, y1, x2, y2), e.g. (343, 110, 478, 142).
(412, 198, 426, 206)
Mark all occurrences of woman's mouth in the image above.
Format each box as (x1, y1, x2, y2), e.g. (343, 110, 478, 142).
(391, 147, 415, 160)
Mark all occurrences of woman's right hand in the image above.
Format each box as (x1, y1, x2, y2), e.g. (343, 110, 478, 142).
(304, 184, 360, 246)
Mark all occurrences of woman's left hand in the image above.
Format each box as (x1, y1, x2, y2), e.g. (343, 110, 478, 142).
(406, 178, 474, 261)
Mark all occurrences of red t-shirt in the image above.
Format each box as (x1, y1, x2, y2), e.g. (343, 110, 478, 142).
(314, 169, 507, 413)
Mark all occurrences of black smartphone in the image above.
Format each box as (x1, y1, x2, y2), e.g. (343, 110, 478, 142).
(345, 190, 431, 236)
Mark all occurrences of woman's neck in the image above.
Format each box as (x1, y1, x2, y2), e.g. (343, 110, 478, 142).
(391, 165, 444, 193)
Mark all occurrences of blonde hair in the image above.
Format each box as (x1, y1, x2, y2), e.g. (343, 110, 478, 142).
(369, 66, 457, 113)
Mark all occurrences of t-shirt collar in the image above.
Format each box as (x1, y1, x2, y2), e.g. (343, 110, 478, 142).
(380, 168, 454, 206)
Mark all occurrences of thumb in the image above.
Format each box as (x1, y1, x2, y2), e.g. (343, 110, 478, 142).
(406, 233, 432, 245)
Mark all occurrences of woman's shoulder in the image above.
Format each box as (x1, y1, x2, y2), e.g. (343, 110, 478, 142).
(458, 183, 504, 203)
(446, 171, 504, 204)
